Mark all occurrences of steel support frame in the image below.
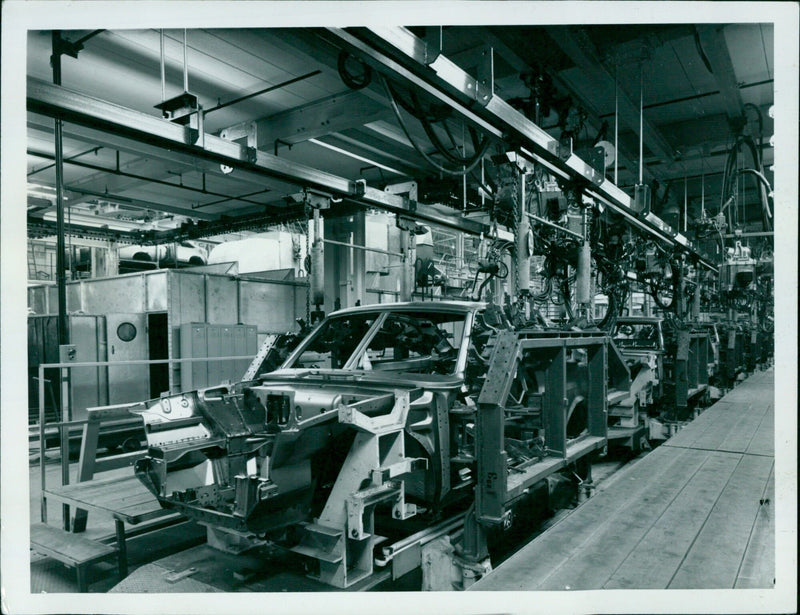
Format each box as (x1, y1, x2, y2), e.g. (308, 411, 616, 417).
(326, 27, 716, 272)
(474, 332, 610, 527)
(27, 79, 489, 238)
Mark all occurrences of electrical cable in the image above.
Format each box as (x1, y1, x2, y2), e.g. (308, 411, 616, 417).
(379, 75, 491, 177)
(411, 89, 492, 168)
(337, 51, 372, 90)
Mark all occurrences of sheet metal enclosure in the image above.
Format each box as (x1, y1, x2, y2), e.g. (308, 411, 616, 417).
(28, 314, 108, 422)
(27, 269, 305, 418)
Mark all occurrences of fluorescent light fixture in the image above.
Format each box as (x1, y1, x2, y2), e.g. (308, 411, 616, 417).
(27, 183, 67, 201)
(42, 211, 140, 232)
(27, 190, 57, 200)
(308, 138, 403, 175)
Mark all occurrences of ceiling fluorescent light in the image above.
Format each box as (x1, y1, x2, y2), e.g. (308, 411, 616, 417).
(308, 138, 403, 175)
(42, 211, 140, 232)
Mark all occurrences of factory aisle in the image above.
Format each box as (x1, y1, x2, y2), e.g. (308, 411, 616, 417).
(471, 369, 775, 591)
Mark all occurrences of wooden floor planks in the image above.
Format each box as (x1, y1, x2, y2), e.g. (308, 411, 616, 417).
(536, 448, 712, 590)
(468, 445, 698, 590)
(734, 464, 775, 589)
(602, 451, 742, 589)
(667, 454, 774, 589)
(470, 369, 775, 591)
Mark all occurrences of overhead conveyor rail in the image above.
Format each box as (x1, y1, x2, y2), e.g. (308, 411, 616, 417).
(324, 27, 717, 272)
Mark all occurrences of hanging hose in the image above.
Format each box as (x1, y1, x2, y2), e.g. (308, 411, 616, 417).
(719, 134, 772, 231)
(337, 51, 372, 90)
(561, 279, 574, 321)
(380, 75, 491, 177)
(743, 102, 764, 165)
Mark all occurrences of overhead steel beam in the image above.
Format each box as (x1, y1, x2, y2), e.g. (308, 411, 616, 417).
(27, 78, 488, 237)
(27, 148, 262, 216)
(64, 186, 220, 221)
(544, 26, 678, 165)
(695, 25, 745, 124)
(483, 27, 661, 185)
(325, 27, 715, 271)
(221, 89, 393, 149)
(27, 114, 303, 211)
(27, 217, 142, 244)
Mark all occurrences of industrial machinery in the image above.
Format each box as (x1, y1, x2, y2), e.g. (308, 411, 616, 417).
(130, 301, 629, 589)
(610, 316, 710, 439)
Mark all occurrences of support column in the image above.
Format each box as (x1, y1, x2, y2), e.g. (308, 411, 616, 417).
(350, 211, 366, 306)
(673, 257, 690, 417)
(326, 213, 367, 309)
(52, 31, 69, 349)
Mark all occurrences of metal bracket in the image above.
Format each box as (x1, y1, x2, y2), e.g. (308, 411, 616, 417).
(558, 138, 573, 161)
(304, 190, 332, 210)
(395, 215, 420, 232)
(423, 27, 443, 65)
(474, 46, 495, 107)
(353, 178, 367, 198)
(385, 180, 418, 201)
(338, 390, 410, 434)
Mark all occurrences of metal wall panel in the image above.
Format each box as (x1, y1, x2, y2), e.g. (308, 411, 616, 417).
(48, 286, 58, 314)
(28, 286, 49, 315)
(174, 273, 205, 325)
(234, 326, 257, 378)
(206, 276, 238, 324)
(207, 325, 224, 386)
(179, 323, 258, 390)
(69, 315, 109, 420)
(146, 271, 168, 311)
(83, 276, 147, 314)
(239, 280, 302, 333)
(180, 323, 208, 391)
(67, 283, 82, 312)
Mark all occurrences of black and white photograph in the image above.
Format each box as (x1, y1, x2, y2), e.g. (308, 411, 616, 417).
(1, 2, 796, 614)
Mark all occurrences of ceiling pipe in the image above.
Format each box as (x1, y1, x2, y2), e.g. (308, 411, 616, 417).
(183, 29, 189, 93)
(50, 32, 69, 351)
(160, 30, 166, 102)
(205, 70, 321, 116)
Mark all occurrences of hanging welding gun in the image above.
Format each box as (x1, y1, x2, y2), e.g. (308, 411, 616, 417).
(470, 242, 510, 301)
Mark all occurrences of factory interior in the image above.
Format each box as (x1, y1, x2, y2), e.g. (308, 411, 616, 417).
(1, 5, 797, 612)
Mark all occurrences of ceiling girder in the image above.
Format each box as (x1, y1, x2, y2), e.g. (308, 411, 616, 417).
(222, 89, 393, 150)
(27, 148, 267, 216)
(483, 27, 661, 185)
(27, 78, 490, 237)
(328, 26, 715, 270)
(543, 26, 678, 166)
(695, 25, 746, 125)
